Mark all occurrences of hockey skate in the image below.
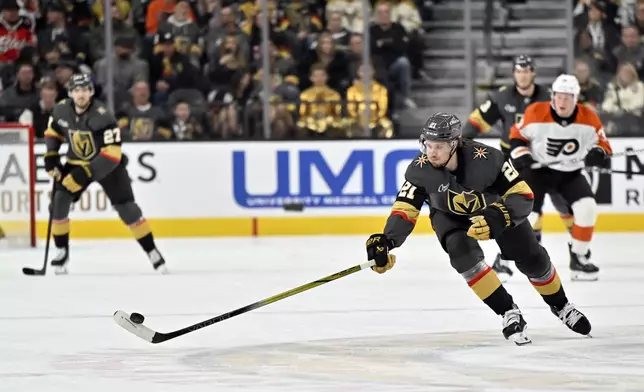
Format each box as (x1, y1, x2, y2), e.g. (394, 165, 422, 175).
(550, 302, 592, 336)
(502, 305, 531, 345)
(148, 249, 168, 274)
(492, 253, 513, 282)
(51, 247, 69, 275)
(569, 243, 598, 281)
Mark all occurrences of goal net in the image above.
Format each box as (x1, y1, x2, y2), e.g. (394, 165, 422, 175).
(0, 124, 36, 247)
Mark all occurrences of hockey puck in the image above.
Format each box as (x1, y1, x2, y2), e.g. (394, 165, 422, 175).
(283, 202, 304, 212)
(130, 312, 145, 324)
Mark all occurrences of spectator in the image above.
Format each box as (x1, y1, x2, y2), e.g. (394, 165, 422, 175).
(281, 0, 324, 56)
(636, 2, 644, 37)
(93, 36, 149, 112)
(323, 12, 351, 52)
(146, 0, 195, 36)
(0, 0, 35, 66)
(601, 62, 644, 116)
(346, 61, 393, 138)
(387, 0, 426, 79)
(1, 44, 39, 90)
(52, 59, 77, 100)
(207, 71, 250, 139)
(91, 0, 131, 23)
(248, 69, 296, 138)
(37, 2, 90, 66)
(574, 58, 604, 109)
(158, 0, 203, 67)
(575, 1, 621, 58)
(371, 2, 416, 109)
(149, 31, 203, 104)
(575, 29, 616, 81)
(299, 32, 349, 93)
(612, 25, 644, 77)
(118, 80, 173, 140)
(88, 3, 141, 62)
(206, 6, 249, 68)
(253, 40, 298, 89)
(346, 33, 389, 86)
(18, 81, 58, 138)
(243, 2, 292, 61)
(326, 0, 369, 33)
(171, 100, 208, 139)
(0, 62, 39, 120)
(208, 34, 247, 88)
(297, 64, 344, 137)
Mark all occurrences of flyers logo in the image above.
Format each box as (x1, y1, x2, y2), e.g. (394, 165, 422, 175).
(546, 138, 580, 157)
(447, 189, 486, 215)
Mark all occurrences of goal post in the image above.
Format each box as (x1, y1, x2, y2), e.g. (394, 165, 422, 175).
(0, 123, 36, 247)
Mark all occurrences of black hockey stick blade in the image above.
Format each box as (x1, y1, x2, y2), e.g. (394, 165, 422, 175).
(22, 182, 56, 276)
(113, 260, 376, 344)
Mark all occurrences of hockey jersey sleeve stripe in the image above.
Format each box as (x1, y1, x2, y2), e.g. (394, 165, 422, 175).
(509, 124, 529, 143)
(510, 146, 530, 160)
(44, 129, 65, 141)
(467, 109, 493, 132)
(502, 180, 534, 200)
(390, 201, 420, 224)
(99, 145, 123, 163)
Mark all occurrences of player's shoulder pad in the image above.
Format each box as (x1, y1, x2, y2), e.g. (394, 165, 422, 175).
(404, 152, 439, 188)
(521, 101, 551, 126)
(575, 103, 602, 128)
(89, 100, 118, 129)
(463, 139, 504, 165)
(51, 99, 72, 117)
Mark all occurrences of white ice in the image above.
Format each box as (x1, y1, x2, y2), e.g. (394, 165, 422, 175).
(1, 233, 643, 391)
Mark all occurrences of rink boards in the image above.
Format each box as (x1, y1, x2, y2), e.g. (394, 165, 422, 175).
(2, 138, 644, 238)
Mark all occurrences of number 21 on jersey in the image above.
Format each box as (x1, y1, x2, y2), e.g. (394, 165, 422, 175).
(398, 181, 418, 199)
(502, 160, 519, 182)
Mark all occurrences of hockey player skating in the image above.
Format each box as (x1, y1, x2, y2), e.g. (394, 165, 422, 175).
(462, 54, 575, 281)
(366, 112, 591, 345)
(43, 74, 168, 274)
(509, 74, 612, 281)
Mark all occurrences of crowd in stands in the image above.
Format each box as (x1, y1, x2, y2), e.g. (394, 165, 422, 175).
(0, 0, 430, 140)
(573, 0, 644, 135)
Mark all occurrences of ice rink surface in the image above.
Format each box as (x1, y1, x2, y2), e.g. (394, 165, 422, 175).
(1, 233, 644, 392)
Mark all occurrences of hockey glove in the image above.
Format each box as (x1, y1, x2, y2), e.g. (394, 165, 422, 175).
(585, 147, 608, 167)
(366, 234, 396, 274)
(61, 165, 92, 194)
(511, 154, 536, 171)
(467, 202, 512, 241)
(44, 152, 63, 181)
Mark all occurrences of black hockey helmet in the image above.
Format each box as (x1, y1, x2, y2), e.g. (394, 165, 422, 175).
(67, 73, 93, 93)
(513, 54, 535, 71)
(419, 112, 462, 144)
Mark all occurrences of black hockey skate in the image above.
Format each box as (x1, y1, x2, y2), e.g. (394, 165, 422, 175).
(550, 302, 592, 336)
(492, 253, 514, 282)
(569, 243, 598, 281)
(502, 305, 531, 345)
(51, 247, 69, 275)
(148, 249, 168, 274)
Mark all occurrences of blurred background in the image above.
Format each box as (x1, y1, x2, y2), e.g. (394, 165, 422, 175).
(1, 0, 641, 141)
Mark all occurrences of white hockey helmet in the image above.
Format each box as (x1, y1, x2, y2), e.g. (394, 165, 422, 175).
(551, 74, 580, 101)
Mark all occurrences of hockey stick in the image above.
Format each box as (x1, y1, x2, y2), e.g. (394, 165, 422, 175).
(22, 182, 56, 276)
(531, 148, 644, 169)
(587, 167, 644, 175)
(113, 260, 376, 344)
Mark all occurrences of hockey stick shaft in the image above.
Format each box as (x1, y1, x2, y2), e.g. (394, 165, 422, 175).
(22, 182, 56, 276)
(588, 167, 644, 175)
(114, 260, 376, 343)
(531, 148, 644, 169)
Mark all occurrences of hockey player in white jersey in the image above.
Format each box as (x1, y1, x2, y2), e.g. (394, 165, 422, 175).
(509, 74, 612, 281)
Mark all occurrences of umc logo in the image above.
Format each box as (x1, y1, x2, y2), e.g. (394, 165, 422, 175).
(232, 149, 419, 208)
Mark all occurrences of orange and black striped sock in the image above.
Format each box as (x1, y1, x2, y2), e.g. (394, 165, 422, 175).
(529, 263, 567, 309)
(463, 260, 515, 315)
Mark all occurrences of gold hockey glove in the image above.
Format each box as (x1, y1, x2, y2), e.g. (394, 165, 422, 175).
(366, 234, 396, 274)
(467, 202, 511, 241)
(61, 165, 92, 194)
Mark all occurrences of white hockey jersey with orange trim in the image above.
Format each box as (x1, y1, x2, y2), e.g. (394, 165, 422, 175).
(509, 102, 612, 172)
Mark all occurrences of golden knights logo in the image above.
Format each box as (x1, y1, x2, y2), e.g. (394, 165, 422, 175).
(447, 189, 486, 215)
(69, 130, 97, 160)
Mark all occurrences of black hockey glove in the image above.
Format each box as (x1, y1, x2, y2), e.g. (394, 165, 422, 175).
(511, 154, 536, 171)
(585, 147, 608, 167)
(44, 152, 63, 181)
(61, 165, 91, 194)
(366, 234, 396, 274)
(467, 202, 512, 241)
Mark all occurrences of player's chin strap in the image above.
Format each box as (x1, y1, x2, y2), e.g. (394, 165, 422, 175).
(529, 147, 644, 170)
